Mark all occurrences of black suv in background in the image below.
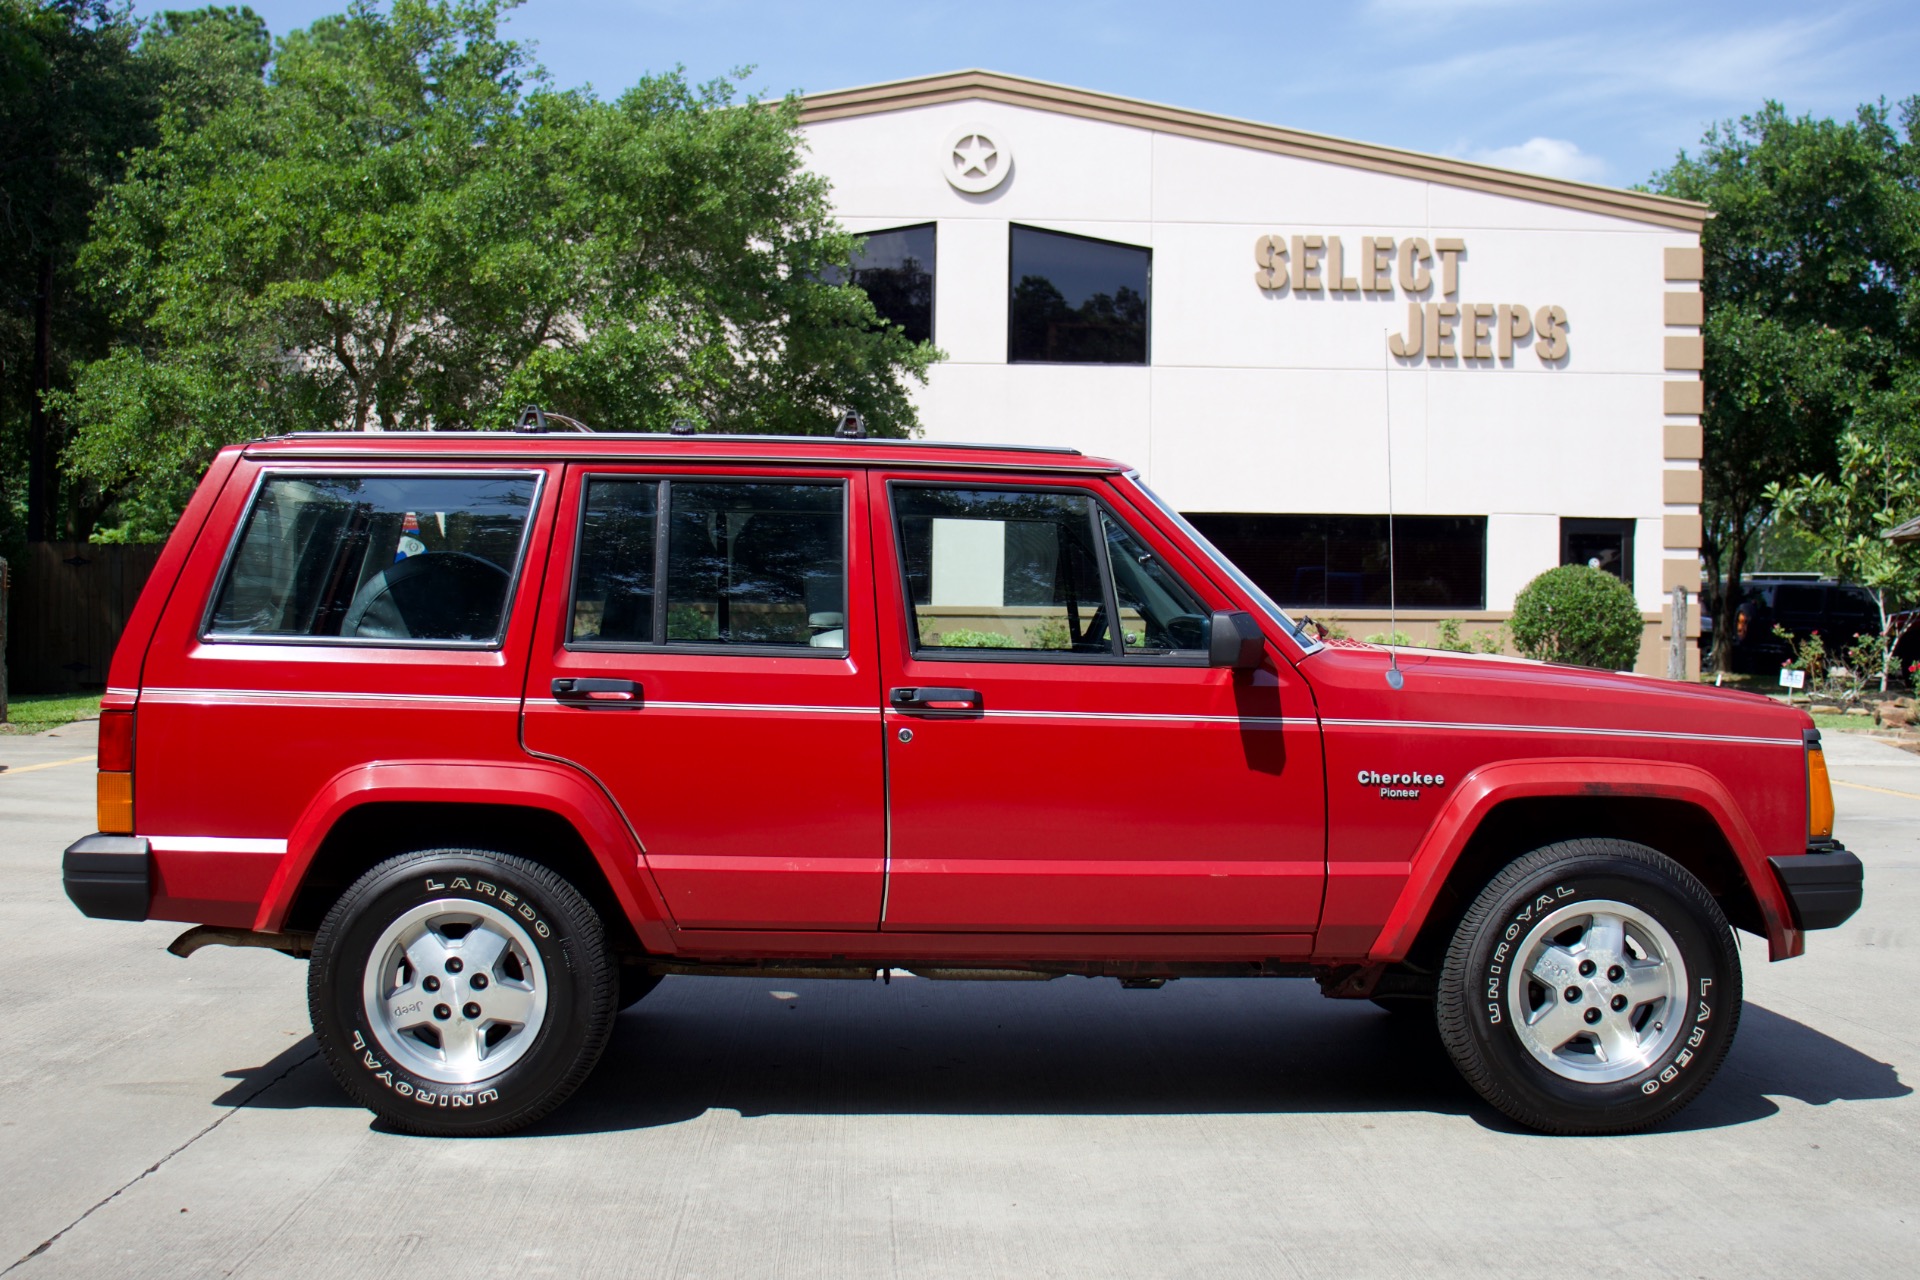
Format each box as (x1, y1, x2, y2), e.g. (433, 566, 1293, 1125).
(1702, 574, 1883, 674)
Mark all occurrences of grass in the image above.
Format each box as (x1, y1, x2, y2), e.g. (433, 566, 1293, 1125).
(0, 691, 103, 734)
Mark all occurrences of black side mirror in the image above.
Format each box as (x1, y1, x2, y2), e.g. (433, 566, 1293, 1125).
(1207, 610, 1264, 670)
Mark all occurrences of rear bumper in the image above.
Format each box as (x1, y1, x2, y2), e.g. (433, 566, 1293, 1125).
(1768, 845, 1863, 932)
(63, 835, 151, 921)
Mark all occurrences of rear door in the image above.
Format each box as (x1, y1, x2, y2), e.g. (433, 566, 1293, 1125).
(522, 463, 886, 930)
(871, 471, 1325, 934)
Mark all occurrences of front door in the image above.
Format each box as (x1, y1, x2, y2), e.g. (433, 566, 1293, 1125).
(523, 464, 885, 930)
(872, 474, 1326, 933)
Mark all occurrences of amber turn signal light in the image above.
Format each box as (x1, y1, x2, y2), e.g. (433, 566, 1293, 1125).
(97, 771, 134, 835)
(1807, 743, 1835, 842)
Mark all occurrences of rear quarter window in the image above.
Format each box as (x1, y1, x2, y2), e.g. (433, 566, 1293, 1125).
(206, 471, 539, 645)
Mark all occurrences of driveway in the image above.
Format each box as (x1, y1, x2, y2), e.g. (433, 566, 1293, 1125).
(1, 719, 1913, 1277)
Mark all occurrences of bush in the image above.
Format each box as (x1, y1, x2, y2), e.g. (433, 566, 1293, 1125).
(1509, 565, 1644, 670)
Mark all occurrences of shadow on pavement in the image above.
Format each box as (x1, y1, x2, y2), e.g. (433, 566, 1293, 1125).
(212, 980, 1908, 1138)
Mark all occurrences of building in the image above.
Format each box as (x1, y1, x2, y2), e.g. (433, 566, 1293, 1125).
(798, 70, 1707, 676)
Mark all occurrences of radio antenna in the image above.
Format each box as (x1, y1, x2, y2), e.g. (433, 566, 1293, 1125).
(1382, 331, 1403, 691)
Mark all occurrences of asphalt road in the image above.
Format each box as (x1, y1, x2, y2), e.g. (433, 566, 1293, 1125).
(1, 718, 1914, 1278)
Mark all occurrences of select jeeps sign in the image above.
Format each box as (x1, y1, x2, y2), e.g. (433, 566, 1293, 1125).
(1252, 233, 1568, 364)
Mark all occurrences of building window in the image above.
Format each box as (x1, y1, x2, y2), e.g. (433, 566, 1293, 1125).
(1561, 518, 1635, 589)
(826, 223, 935, 344)
(1008, 225, 1149, 365)
(1183, 514, 1487, 611)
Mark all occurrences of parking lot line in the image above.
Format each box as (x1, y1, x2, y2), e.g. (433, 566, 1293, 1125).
(0, 755, 93, 777)
(1834, 779, 1920, 801)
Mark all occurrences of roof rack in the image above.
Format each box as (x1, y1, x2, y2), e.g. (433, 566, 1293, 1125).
(270, 429, 1085, 456)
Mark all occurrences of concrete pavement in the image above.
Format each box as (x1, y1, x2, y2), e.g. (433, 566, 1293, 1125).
(1, 718, 1913, 1277)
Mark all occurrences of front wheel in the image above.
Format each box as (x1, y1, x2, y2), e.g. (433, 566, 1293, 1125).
(1437, 839, 1741, 1134)
(309, 848, 617, 1137)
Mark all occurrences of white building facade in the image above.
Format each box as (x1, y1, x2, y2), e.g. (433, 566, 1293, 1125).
(800, 72, 1707, 675)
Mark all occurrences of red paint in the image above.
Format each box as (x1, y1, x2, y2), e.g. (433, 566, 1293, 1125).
(92, 432, 1824, 973)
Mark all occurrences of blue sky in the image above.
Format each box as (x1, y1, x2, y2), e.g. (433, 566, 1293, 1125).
(138, 0, 1920, 189)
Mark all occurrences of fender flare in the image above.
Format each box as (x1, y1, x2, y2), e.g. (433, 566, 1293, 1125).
(1366, 757, 1801, 964)
(253, 759, 676, 951)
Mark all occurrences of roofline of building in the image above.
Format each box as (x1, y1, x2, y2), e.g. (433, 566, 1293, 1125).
(798, 69, 1708, 233)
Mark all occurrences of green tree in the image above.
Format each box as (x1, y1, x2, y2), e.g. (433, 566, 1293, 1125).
(0, 3, 268, 545)
(61, 0, 936, 540)
(1767, 390, 1920, 690)
(1650, 99, 1920, 673)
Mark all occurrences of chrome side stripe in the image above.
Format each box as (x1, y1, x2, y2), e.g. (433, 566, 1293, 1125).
(1320, 718, 1801, 748)
(976, 709, 1309, 728)
(143, 687, 519, 709)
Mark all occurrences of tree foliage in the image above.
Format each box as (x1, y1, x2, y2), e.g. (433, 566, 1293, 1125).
(59, 0, 935, 539)
(1509, 564, 1645, 671)
(1650, 99, 1920, 672)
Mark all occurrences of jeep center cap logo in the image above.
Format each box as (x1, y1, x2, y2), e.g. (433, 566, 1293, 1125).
(944, 125, 1010, 194)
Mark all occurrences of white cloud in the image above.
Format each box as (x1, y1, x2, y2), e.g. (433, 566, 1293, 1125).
(1463, 137, 1609, 183)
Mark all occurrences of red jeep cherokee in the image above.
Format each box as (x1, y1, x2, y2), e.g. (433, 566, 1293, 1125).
(62, 426, 1862, 1136)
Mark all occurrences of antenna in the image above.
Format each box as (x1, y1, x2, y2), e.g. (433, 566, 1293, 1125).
(1382, 332, 1403, 691)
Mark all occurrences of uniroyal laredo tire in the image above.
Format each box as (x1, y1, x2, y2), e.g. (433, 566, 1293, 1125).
(309, 849, 616, 1137)
(1436, 839, 1741, 1135)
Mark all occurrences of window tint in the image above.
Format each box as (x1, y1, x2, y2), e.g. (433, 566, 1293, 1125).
(570, 480, 657, 644)
(570, 479, 845, 650)
(1184, 513, 1486, 610)
(1101, 511, 1209, 653)
(1009, 225, 1149, 365)
(824, 224, 935, 344)
(208, 473, 535, 643)
(895, 487, 1116, 654)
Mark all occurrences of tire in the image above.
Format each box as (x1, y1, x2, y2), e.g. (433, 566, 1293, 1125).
(1436, 838, 1741, 1135)
(309, 848, 617, 1137)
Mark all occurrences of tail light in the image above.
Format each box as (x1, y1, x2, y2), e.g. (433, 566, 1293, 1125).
(1736, 610, 1749, 641)
(1806, 732, 1835, 843)
(97, 708, 134, 834)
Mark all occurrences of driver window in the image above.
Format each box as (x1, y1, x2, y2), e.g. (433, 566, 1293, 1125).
(895, 487, 1113, 654)
(1100, 511, 1209, 654)
(206, 473, 536, 644)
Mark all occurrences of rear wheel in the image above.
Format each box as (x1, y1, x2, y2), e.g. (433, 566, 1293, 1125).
(1436, 838, 1741, 1134)
(309, 848, 616, 1136)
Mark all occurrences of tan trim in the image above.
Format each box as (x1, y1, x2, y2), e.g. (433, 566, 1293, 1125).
(1664, 515, 1702, 549)
(1664, 422, 1704, 460)
(1664, 247, 1705, 280)
(1663, 292, 1704, 325)
(1663, 380, 1703, 415)
(1664, 336, 1705, 371)
(1662, 470, 1703, 504)
(1663, 558, 1700, 593)
(800, 71, 1710, 232)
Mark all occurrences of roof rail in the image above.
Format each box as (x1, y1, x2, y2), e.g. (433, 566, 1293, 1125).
(514, 406, 594, 434)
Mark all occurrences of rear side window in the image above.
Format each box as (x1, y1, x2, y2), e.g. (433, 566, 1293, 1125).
(570, 478, 846, 651)
(207, 472, 539, 644)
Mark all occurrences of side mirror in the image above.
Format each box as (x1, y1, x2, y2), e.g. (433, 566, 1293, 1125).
(1207, 610, 1264, 670)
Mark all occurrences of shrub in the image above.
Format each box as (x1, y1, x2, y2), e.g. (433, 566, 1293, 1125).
(930, 628, 1018, 648)
(1364, 630, 1413, 646)
(1509, 565, 1643, 670)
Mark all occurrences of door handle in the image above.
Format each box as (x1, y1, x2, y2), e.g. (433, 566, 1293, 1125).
(552, 677, 643, 706)
(889, 686, 983, 713)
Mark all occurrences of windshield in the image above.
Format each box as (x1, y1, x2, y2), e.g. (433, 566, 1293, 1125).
(1126, 474, 1317, 650)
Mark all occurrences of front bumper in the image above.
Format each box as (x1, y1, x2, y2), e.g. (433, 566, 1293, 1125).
(1768, 844, 1863, 931)
(63, 834, 151, 921)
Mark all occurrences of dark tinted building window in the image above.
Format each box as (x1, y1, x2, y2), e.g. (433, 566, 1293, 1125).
(1009, 225, 1149, 365)
(1562, 518, 1635, 588)
(825, 224, 935, 344)
(1184, 514, 1487, 610)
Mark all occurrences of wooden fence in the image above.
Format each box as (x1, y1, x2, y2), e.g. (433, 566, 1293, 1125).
(5, 542, 165, 695)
